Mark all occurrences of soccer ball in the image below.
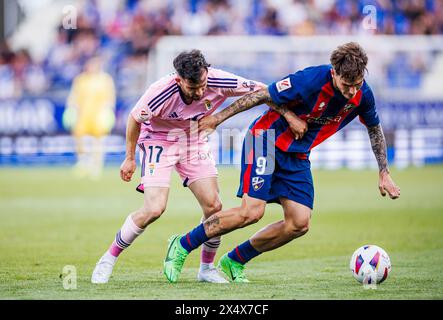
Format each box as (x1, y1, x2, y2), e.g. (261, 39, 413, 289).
(349, 245, 391, 285)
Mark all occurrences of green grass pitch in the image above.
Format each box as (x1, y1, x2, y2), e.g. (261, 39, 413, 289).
(0, 165, 442, 299)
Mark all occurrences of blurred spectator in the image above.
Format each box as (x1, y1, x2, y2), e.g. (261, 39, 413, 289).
(0, 42, 18, 99)
(257, 6, 286, 35)
(0, 44, 49, 97)
(45, 26, 81, 89)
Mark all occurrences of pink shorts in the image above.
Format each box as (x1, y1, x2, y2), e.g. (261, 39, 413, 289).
(138, 140, 218, 188)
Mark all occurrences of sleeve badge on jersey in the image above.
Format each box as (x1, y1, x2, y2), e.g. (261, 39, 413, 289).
(276, 78, 292, 93)
(137, 108, 151, 122)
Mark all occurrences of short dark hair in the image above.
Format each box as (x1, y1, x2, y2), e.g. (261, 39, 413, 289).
(330, 42, 368, 83)
(173, 49, 211, 84)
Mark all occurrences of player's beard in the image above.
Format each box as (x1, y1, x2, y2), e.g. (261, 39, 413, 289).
(182, 90, 202, 103)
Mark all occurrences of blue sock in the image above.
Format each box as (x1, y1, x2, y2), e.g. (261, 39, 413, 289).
(180, 224, 209, 253)
(228, 240, 261, 265)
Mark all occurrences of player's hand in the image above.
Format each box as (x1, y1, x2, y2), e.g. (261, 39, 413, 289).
(198, 115, 218, 139)
(120, 157, 136, 182)
(378, 171, 400, 199)
(285, 113, 308, 140)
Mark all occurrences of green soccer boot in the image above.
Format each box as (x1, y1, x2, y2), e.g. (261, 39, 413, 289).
(218, 253, 250, 283)
(163, 235, 189, 283)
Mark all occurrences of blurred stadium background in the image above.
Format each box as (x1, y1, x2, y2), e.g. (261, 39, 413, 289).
(1, 0, 443, 300)
(1, 0, 443, 168)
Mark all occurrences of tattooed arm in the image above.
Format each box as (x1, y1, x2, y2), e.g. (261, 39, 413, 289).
(367, 124, 401, 199)
(368, 124, 389, 174)
(265, 100, 308, 140)
(199, 87, 308, 139)
(212, 87, 273, 123)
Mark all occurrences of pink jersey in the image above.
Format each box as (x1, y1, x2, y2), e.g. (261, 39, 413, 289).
(131, 68, 263, 143)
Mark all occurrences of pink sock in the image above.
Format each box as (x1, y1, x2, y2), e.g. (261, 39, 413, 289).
(201, 236, 221, 264)
(108, 215, 144, 257)
(109, 242, 124, 257)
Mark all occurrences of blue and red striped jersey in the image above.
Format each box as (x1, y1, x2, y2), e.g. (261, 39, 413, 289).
(254, 64, 379, 154)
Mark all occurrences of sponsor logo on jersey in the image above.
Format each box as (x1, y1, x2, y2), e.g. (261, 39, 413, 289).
(168, 112, 179, 119)
(276, 78, 291, 92)
(306, 115, 342, 125)
(204, 99, 212, 110)
(252, 176, 265, 191)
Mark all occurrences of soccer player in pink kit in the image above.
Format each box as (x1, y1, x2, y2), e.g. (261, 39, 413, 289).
(91, 50, 298, 284)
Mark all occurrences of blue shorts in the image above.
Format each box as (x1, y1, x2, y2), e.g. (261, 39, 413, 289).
(236, 130, 314, 209)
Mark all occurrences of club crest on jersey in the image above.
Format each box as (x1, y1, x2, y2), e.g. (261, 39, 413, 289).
(252, 176, 265, 191)
(204, 99, 212, 111)
(242, 80, 256, 91)
(343, 103, 356, 112)
(276, 78, 291, 92)
(148, 163, 155, 176)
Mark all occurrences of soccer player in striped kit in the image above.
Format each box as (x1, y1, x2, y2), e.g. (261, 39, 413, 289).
(163, 42, 401, 283)
(91, 50, 301, 283)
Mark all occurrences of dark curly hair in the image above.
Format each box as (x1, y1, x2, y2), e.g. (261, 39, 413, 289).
(330, 42, 368, 83)
(173, 49, 211, 84)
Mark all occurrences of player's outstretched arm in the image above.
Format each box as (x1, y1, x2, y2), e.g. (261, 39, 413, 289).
(120, 115, 141, 182)
(199, 87, 272, 134)
(199, 87, 307, 139)
(367, 124, 401, 199)
(265, 101, 308, 140)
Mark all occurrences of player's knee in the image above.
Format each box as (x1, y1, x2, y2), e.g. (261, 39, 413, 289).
(139, 206, 166, 225)
(213, 200, 223, 213)
(297, 220, 310, 235)
(248, 210, 264, 224)
(148, 207, 165, 220)
(286, 217, 310, 237)
(204, 199, 222, 216)
(242, 203, 265, 225)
